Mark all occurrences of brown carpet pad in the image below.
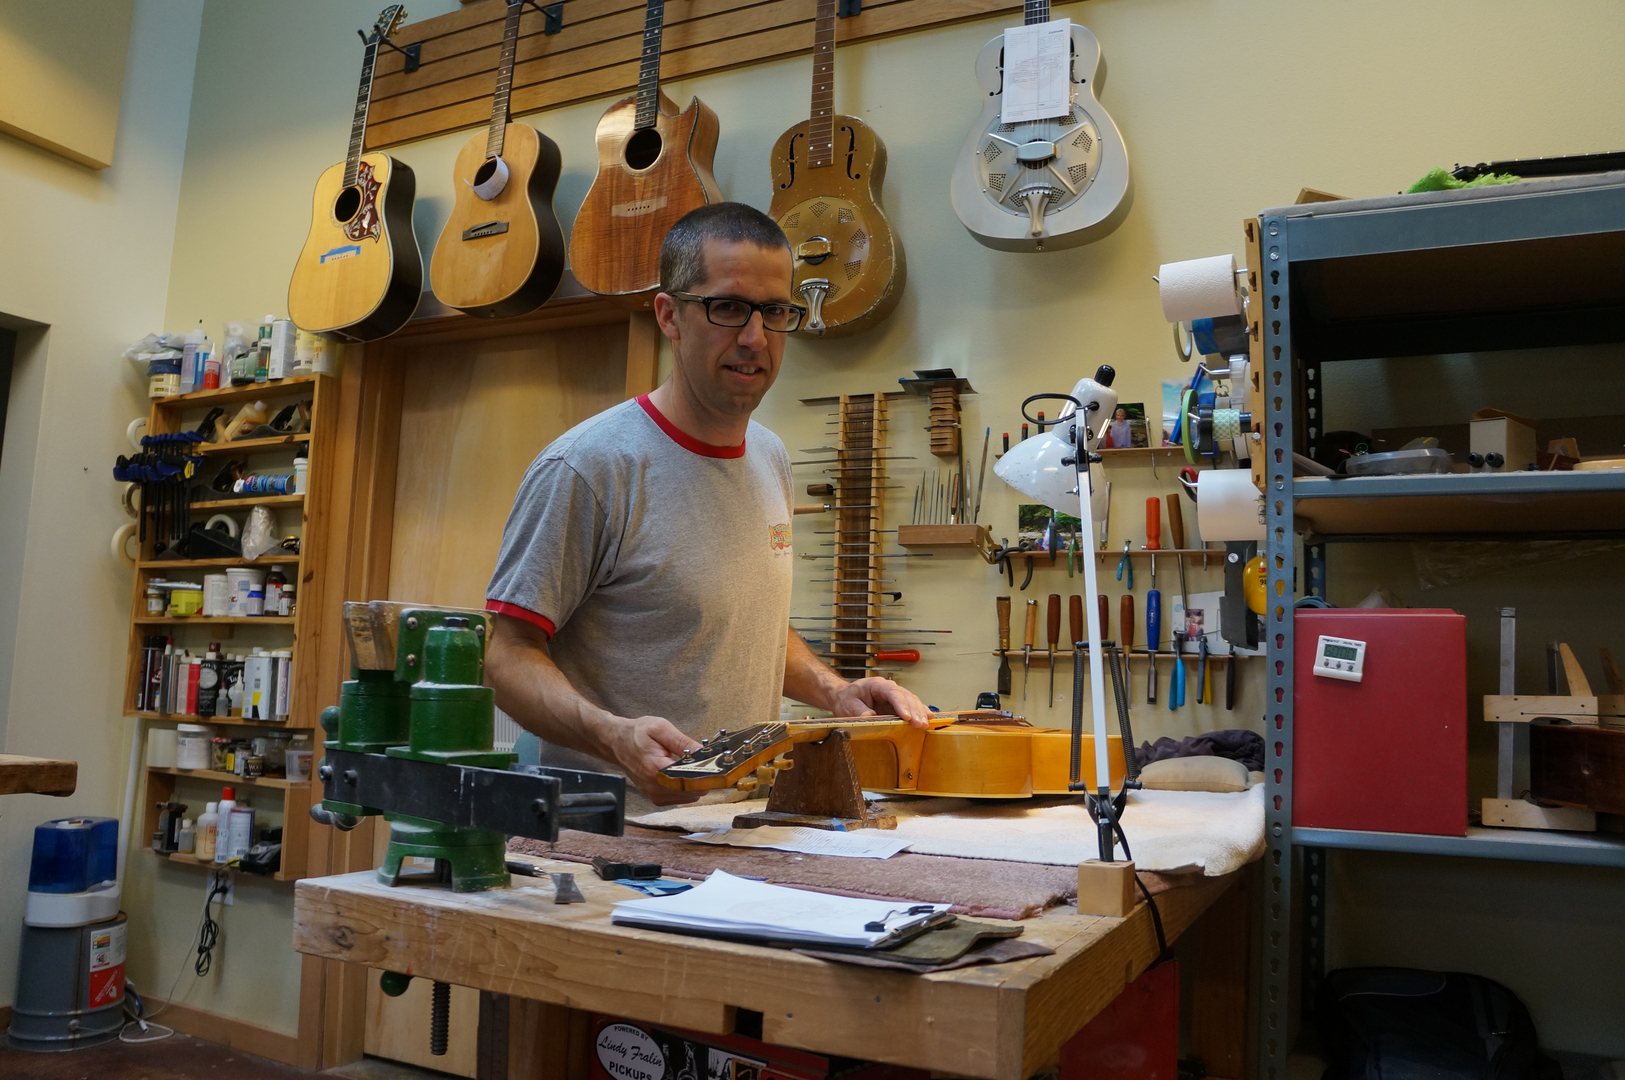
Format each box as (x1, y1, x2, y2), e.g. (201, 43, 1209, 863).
(511, 826, 1200, 921)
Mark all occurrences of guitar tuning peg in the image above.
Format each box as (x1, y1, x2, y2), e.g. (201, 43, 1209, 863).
(771, 755, 794, 772)
(734, 775, 760, 793)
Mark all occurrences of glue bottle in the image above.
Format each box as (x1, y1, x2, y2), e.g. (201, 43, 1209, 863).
(196, 802, 219, 861)
(181, 321, 206, 391)
(213, 787, 236, 864)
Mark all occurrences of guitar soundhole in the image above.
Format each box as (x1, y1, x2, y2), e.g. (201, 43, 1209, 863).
(624, 127, 663, 171)
(474, 158, 501, 186)
(333, 186, 362, 224)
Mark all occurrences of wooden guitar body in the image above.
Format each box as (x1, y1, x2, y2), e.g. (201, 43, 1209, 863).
(658, 712, 1126, 797)
(430, 123, 565, 319)
(768, 114, 905, 338)
(569, 91, 722, 309)
(948, 22, 1130, 253)
(288, 151, 423, 342)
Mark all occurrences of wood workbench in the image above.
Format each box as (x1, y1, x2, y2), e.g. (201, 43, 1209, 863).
(293, 854, 1247, 1080)
(0, 754, 77, 796)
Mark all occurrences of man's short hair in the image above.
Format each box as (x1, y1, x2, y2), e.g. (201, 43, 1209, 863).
(660, 203, 790, 294)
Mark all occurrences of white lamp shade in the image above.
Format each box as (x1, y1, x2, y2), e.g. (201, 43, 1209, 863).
(991, 374, 1117, 522)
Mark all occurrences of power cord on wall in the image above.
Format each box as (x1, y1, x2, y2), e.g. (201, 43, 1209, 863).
(119, 876, 230, 1044)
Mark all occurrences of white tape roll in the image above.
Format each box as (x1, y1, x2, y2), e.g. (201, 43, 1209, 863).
(1196, 469, 1266, 541)
(112, 523, 138, 567)
(1158, 254, 1243, 323)
(470, 155, 510, 200)
(205, 513, 240, 538)
(127, 417, 147, 451)
(121, 481, 141, 518)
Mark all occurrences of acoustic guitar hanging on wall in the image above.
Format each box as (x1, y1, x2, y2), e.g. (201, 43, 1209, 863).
(767, 0, 905, 337)
(287, 6, 423, 342)
(948, 0, 1130, 252)
(429, 0, 566, 319)
(568, 0, 722, 309)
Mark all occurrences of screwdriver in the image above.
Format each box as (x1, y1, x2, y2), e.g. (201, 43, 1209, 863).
(1069, 594, 1084, 708)
(1047, 594, 1061, 706)
(1097, 594, 1110, 644)
(1022, 599, 1038, 701)
(1145, 497, 1162, 550)
(996, 596, 1012, 696)
(1145, 499, 1161, 704)
(1120, 594, 1135, 697)
(877, 649, 921, 663)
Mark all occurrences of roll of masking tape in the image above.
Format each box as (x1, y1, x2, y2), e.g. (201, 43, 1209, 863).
(1196, 469, 1266, 541)
(205, 513, 239, 537)
(127, 417, 147, 451)
(122, 481, 141, 519)
(112, 523, 138, 567)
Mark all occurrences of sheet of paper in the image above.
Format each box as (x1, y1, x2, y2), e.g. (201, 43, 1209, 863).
(611, 869, 949, 947)
(1000, 19, 1072, 125)
(683, 826, 912, 859)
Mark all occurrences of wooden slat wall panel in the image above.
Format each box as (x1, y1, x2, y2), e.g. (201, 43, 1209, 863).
(364, 0, 1023, 151)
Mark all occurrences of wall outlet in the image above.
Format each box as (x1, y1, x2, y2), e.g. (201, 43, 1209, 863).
(207, 867, 234, 906)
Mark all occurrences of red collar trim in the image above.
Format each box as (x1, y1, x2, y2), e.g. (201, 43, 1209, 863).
(636, 394, 746, 459)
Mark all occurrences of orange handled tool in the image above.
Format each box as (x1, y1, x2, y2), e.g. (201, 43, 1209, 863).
(877, 649, 920, 663)
(1145, 497, 1162, 550)
(996, 596, 1012, 696)
(1121, 593, 1135, 693)
(1047, 594, 1061, 706)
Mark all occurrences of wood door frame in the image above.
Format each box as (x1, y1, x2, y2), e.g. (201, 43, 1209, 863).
(294, 295, 658, 1071)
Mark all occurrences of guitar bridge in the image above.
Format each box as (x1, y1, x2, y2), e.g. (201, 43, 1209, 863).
(462, 220, 510, 241)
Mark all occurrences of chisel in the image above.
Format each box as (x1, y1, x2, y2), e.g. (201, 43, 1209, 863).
(1069, 594, 1084, 714)
(1145, 497, 1161, 704)
(1120, 594, 1135, 696)
(1046, 594, 1061, 706)
(997, 596, 1012, 696)
(1097, 594, 1110, 644)
(1022, 599, 1038, 701)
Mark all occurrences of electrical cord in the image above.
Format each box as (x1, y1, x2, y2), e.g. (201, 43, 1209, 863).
(195, 877, 229, 976)
(118, 875, 230, 1043)
(1109, 822, 1173, 964)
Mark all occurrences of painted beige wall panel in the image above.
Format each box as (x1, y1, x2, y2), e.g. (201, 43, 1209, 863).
(0, 0, 133, 168)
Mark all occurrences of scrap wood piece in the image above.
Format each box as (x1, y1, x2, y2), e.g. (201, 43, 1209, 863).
(1558, 643, 1594, 697)
(0, 754, 77, 797)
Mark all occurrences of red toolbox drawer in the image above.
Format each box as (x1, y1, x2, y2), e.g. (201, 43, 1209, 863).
(1292, 609, 1467, 836)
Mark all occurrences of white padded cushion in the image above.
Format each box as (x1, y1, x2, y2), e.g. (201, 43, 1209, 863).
(1138, 756, 1251, 792)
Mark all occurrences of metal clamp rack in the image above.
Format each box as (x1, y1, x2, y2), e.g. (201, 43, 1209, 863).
(1257, 171, 1625, 1080)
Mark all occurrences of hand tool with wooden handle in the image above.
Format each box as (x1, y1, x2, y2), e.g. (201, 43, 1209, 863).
(996, 596, 1012, 696)
(1145, 551, 1160, 704)
(1022, 599, 1038, 701)
(1046, 594, 1061, 706)
(1120, 594, 1135, 694)
(1069, 594, 1083, 651)
(1145, 496, 1161, 550)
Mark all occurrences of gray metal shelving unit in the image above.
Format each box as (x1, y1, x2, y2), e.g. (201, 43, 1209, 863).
(1257, 171, 1625, 1080)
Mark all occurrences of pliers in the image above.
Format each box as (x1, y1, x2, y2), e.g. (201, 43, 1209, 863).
(1116, 538, 1133, 590)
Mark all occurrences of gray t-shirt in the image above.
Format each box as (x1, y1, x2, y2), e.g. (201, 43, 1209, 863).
(487, 395, 794, 798)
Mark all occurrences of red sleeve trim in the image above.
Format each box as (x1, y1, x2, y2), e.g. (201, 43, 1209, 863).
(485, 600, 556, 638)
(636, 393, 747, 459)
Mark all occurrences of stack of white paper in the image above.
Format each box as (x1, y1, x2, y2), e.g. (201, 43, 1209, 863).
(611, 870, 950, 948)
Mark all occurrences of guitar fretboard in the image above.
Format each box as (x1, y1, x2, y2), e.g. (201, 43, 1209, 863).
(344, 41, 382, 188)
(632, 0, 666, 130)
(1023, 0, 1052, 25)
(485, 0, 526, 160)
(807, 0, 837, 169)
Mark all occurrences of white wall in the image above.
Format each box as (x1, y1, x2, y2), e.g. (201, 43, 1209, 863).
(0, 0, 203, 1010)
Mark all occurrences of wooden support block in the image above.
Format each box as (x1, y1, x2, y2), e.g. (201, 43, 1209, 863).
(0, 754, 78, 796)
(1480, 797, 1597, 832)
(1559, 643, 1594, 697)
(761, 729, 893, 829)
(1077, 859, 1137, 918)
(1482, 695, 1599, 725)
(897, 523, 991, 548)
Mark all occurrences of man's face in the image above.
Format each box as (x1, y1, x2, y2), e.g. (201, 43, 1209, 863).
(662, 239, 794, 422)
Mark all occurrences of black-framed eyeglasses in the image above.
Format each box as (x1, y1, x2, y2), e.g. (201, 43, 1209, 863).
(671, 291, 807, 333)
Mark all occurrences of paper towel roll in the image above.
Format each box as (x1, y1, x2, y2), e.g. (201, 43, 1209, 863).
(1197, 469, 1266, 541)
(1159, 254, 1243, 323)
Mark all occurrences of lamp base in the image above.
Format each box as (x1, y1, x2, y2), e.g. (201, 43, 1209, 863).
(1077, 858, 1137, 917)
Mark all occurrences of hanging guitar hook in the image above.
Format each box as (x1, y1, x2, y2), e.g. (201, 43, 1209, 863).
(521, 0, 566, 35)
(359, 27, 421, 73)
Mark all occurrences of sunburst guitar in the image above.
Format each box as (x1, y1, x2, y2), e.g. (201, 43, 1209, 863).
(948, 3, 1130, 253)
(568, 0, 721, 309)
(768, 0, 904, 337)
(430, 0, 565, 318)
(288, 7, 423, 342)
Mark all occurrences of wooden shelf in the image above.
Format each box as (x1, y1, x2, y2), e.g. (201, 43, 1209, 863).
(194, 433, 310, 457)
(153, 376, 321, 408)
(190, 493, 304, 511)
(148, 765, 299, 789)
(130, 712, 315, 730)
(139, 555, 301, 569)
(134, 615, 295, 626)
(143, 846, 303, 882)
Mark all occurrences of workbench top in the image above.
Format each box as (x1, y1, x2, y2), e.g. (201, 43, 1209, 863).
(0, 753, 77, 796)
(293, 854, 1237, 1080)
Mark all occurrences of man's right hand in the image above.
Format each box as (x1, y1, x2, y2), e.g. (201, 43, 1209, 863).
(604, 714, 703, 806)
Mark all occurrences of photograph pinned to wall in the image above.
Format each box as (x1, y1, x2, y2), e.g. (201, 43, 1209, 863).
(1171, 590, 1264, 656)
(1100, 402, 1149, 448)
(1017, 505, 1081, 549)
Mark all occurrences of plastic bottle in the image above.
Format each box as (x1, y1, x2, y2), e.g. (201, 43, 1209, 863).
(255, 316, 274, 383)
(277, 570, 296, 616)
(265, 565, 286, 614)
(177, 819, 195, 854)
(221, 399, 269, 442)
(196, 802, 219, 861)
(181, 321, 206, 391)
(213, 787, 237, 864)
(227, 807, 255, 861)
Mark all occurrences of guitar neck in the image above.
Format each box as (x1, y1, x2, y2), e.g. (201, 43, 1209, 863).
(345, 40, 382, 188)
(486, 1, 525, 159)
(807, 0, 837, 169)
(632, 0, 666, 130)
(1023, 0, 1051, 24)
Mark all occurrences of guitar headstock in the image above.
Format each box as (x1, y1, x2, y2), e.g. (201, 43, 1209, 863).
(657, 723, 792, 790)
(369, 5, 408, 44)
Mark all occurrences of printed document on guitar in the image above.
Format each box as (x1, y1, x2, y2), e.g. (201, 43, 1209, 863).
(1001, 19, 1072, 124)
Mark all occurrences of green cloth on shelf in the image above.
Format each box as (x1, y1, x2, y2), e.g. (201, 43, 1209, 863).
(1406, 167, 1521, 194)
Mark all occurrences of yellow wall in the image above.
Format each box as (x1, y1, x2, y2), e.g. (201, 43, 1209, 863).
(0, 0, 1615, 1055)
(0, 0, 203, 1014)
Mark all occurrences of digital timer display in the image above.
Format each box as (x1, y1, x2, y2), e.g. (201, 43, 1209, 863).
(1322, 644, 1359, 661)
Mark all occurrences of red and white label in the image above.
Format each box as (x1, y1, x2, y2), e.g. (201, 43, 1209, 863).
(88, 922, 127, 1009)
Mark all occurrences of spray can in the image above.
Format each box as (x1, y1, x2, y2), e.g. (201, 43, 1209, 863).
(226, 807, 255, 863)
(212, 787, 236, 864)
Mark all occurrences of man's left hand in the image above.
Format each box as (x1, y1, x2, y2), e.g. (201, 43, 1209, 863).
(823, 678, 933, 729)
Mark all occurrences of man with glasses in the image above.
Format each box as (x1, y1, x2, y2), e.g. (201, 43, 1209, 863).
(486, 203, 929, 809)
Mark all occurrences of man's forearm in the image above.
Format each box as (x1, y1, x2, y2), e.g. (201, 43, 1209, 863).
(781, 627, 851, 711)
(485, 615, 619, 761)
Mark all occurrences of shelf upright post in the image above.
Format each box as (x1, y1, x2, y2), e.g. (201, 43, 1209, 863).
(1260, 211, 1298, 1080)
